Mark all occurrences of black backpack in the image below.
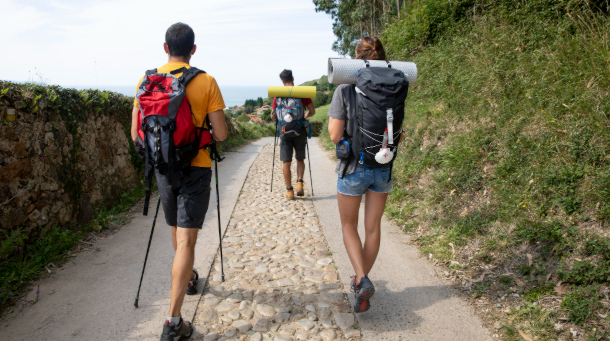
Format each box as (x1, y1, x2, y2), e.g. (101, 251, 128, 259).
(344, 63, 409, 168)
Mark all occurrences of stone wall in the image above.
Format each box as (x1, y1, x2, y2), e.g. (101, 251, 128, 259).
(0, 82, 139, 241)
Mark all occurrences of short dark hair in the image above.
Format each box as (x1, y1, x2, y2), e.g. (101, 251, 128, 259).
(279, 69, 294, 83)
(165, 23, 195, 58)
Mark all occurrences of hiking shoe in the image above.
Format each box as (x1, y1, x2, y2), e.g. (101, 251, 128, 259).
(296, 180, 304, 197)
(286, 187, 295, 200)
(186, 269, 198, 296)
(160, 318, 193, 341)
(353, 277, 375, 313)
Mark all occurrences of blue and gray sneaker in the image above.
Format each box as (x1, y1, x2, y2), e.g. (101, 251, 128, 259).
(353, 276, 375, 313)
(160, 318, 193, 341)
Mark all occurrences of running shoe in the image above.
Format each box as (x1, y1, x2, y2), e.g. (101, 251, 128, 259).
(160, 318, 193, 341)
(353, 276, 375, 313)
(186, 269, 198, 296)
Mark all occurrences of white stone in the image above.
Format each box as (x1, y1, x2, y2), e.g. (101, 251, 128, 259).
(232, 320, 253, 333)
(319, 329, 336, 341)
(199, 309, 217, 323)
(254, 265, 268, 273)
(296, 319, 315, 331)
(274, 335, 292, 341)
(250, 332, 263, 341)
(277, 278, 293, 287)
(316, 258, 332, 265)
(242, 309, 254, 319)
(321, 290, 343, 303)
(224, 327, 237, 337)
(334, 312, 355, 331)
(215, 301, 234, 312)
(256, 304, 276, 317)
(227, 293, 243, 303)
(203, 296, 222, 307)
(203, 332, 220, 341)
(228, 310, 241, 320)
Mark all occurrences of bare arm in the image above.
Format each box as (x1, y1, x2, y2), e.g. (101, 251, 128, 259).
(130, 106, 139, 142)
(328, 117, 345, 145)
(270, 108, 277, 120)
(208, 110, 228, 141)
(305, 102, 315, 119)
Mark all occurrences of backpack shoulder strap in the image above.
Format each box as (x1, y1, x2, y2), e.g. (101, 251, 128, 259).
(145, 68, 158, 76)
(179, 67, 206, 86)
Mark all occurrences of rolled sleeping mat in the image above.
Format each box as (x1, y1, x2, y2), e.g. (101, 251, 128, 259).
(328, 58, 417, 85)
(268, 86, 317, 99)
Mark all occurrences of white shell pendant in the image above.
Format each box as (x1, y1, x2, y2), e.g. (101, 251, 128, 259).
(375, 129, 394, 164)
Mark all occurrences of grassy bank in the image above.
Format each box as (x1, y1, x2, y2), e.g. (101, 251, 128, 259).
(316, 0, 610, 338)
(380, 1, 610, 339)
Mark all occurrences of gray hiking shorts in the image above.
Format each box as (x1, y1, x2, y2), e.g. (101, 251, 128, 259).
(155, 166, 212, 229)
(280, 134, 307, 162)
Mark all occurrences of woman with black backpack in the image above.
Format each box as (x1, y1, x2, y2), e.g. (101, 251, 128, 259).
(327, 37, 408, 313)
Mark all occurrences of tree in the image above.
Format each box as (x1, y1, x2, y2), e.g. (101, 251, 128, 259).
(237, 113, 251, 123)
(261, 109, 272, 122)
(257, 97, 264, 107)
(312, 92, 329, 108)
(313, 0, 406, 56)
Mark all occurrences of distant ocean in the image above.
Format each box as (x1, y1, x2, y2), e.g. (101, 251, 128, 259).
(73, 85, 268, 108)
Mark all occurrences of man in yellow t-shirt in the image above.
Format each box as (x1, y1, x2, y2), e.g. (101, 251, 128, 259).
(130, 22, 227, 340)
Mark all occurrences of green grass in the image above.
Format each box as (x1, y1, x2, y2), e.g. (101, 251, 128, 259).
(218, 117, 275, 152)
(0, 184, 146, 317)
(372, 0, 610, 338)
(308, 104, 330, 122)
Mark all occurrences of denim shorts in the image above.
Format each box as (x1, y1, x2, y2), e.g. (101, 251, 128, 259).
(337, 166, 393, 196)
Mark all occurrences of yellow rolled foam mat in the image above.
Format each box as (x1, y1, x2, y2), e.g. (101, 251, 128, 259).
(267, 86, 317, 99)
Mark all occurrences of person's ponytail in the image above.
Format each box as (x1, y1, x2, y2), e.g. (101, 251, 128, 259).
(355, 37, 386, 61)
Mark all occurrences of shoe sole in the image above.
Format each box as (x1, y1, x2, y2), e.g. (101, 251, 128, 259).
(355, 286, 375, 313)
(296, 190, 304, 196)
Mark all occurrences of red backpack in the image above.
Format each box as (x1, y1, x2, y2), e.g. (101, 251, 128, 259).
(136, 66, 212, 216)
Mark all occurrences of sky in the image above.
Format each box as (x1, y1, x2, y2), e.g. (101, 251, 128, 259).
(0, 0, 342, 88)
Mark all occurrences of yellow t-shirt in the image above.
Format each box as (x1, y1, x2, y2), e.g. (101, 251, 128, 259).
(134, 62, 225, 168)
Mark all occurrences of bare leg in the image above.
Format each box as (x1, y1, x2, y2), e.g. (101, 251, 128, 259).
(362, 190, 388, 275)
(337, 192, 365, 284)
(168, 227, 199, 317)
(296, 160, 305, 180)
(283, 161, 292, 187)
(172, 226, 195, 279)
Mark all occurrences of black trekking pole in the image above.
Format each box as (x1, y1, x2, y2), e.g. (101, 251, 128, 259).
(306, 140, 314, 196)
(271, 119, 278, 192)
(212, 141, 226, 282)
(134, 195, 161, 308)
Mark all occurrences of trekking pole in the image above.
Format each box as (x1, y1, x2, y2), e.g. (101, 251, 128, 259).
(306, 140, 314, 196)
(134, 195, 161, 308)
(212, 141, 226, 282)
(271, 119, 278, 192)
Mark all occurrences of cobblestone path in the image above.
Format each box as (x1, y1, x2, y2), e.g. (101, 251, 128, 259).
(192, 142, 362, 341)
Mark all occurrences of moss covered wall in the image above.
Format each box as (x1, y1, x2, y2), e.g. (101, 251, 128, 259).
(0, 82, 140, 241)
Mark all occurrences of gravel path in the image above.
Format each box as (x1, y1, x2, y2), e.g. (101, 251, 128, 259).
(192, 143, 361, 341)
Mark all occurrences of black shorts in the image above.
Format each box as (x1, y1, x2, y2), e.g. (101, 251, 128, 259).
(155, 166, 212, 229)
(280, 134, 307, 162)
